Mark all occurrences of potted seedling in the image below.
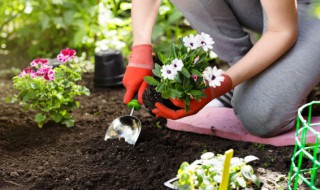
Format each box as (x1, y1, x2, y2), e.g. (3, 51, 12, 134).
(143, 33, 224, 114)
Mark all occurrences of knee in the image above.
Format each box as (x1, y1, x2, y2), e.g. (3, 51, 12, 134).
(234, 104, 296, 138)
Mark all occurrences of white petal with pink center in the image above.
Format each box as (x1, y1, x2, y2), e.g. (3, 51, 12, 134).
(203, 66, 225, 88)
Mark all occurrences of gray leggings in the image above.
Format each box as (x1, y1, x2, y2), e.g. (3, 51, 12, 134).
(171, 0, 320, 137)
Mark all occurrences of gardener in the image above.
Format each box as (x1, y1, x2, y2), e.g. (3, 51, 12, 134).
(122, 0, 320, 137)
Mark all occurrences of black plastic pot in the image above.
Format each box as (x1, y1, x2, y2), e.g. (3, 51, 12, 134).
(94, 50, 126, 87)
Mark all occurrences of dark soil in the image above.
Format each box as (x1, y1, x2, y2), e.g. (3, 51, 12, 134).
(0, 72, 317, 190)
(143, 85, 180, 115)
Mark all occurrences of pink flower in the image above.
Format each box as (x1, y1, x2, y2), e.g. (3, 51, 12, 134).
(35, 64, 55, 81)
(30, 58, 48, 67)
(57, 48, 76, 63)
(19, 67, 36, 78)
(192, 74, 198, 81)
(43, 69, 55, 81)
(36, 67, 50, 76)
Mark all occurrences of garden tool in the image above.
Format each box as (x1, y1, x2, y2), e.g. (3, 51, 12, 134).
(104, 97, 141, 146)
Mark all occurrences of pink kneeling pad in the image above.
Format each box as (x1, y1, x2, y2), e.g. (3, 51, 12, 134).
(166, 107, 320, 146)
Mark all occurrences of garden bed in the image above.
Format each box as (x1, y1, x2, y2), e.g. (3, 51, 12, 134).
(0, 72, 300, 189)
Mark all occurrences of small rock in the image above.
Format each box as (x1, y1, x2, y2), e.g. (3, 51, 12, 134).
(10, 171, 19, 177)
(257, 167, 266, 174)
(70, 175, 75, 181)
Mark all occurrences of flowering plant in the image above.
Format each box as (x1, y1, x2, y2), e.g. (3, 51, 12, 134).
(9, 48, 90, 128)
(173, 152, 261, 189)
(144, 33, 225, 112)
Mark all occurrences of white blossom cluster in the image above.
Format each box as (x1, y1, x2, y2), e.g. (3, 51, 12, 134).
(160, 33, 224, 88)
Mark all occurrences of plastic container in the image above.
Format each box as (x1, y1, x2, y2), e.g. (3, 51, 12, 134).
(94, 50, 126, 87)
(288, 101, 320, 190)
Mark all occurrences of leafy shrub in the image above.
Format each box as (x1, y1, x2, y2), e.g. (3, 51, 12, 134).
(144, 33, 223, 112)
(8, 48, 90, 128)
(0, 0, 194, 61)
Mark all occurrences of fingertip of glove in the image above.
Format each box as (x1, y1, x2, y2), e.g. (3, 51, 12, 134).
(154, 102, 161, 107)
(123, 99, 129, 104)
(152, 109, 158, 114)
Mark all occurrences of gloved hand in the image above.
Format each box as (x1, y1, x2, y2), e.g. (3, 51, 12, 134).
(152, 74, 233, 120)
(122, 44, 154, 104)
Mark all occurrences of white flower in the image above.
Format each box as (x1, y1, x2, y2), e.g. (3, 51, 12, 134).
(196, 32, 214, 52)
(171, 59, 184, 72)
(201, 152, 215, 160)
(161, 64, 178, 80)
(203, 66, 225, 88)
(183, 34, 200, 49)
(213, 175, 222, 183)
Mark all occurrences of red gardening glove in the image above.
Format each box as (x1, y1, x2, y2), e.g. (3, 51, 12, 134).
(152, 74, 233, 120)
(122, 44, 154, 104)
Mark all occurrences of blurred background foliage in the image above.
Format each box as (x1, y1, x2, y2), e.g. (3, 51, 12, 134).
(0, 0, 194, 69)
(312, 0, 320, 18)
(0, 0, 319, 69)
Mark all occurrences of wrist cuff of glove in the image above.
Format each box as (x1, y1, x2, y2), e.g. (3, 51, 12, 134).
(129, 44, 154, 69)
(131, 44, 152, 49)
(210, 74, 233, 99)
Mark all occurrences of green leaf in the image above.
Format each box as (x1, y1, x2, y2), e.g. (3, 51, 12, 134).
(81, 87, 90, 96)
(174, 74, 182, 84)
(157, 52, 166, 64)
(73, 29, 86, 46)
(51, 112, 62, 123)
(237, 177, 247, 188)
(152, 64, 162, 78)
(35, 113, 46, 128)
(63, 119, 74, 128)
(63, 11, 75, 25)
(161, 91, 171, 99)
(190, 90, 203, 98)
(156, 82, 166, 92)
(191, 69, 202, 76)
(6, 96, 17, 103)
(171, 44, 177, 58)
(144, 76, 160, 86)
(40, 14, 50, 31)
(182, 77, 190, 89)
(30, 82, 38, 89)
(184, 97, 190, 113)
(181, 67, 190, 78)
(168, 9, 183, 24)
(151, 24, 164, 40)
(251, 174, 261, 187)
(60, 110, 67, 116)
(170, 88, 183, 98)
(23, 90, 37, 101)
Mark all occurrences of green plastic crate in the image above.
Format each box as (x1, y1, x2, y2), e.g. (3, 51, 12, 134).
(288, 101, 320, 190)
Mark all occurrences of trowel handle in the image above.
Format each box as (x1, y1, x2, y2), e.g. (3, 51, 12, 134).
(128, 94, 141, 111)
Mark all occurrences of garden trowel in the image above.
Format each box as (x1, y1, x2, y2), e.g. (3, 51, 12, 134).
(104, 97, 141, 146)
